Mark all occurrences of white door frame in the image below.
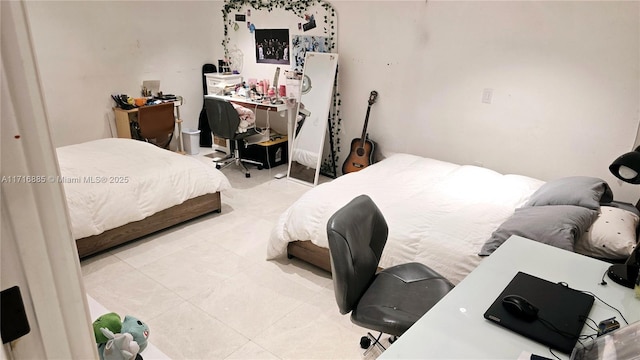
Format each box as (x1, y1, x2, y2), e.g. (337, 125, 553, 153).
(1, 1, 96, 359)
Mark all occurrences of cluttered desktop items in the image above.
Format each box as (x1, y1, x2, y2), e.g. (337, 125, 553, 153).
(111, 80, 177, 110)
(210, 67, 291, 106)
(570, 319, 640, 360)
(111, 92, 177, 110)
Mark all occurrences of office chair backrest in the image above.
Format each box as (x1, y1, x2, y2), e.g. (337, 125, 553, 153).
(204, 97, 241, 140)
(327, 195, 389, 315)
(138, 102, 175, 148)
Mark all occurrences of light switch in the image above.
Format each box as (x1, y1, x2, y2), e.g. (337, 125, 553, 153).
(482, 88, 493, 104)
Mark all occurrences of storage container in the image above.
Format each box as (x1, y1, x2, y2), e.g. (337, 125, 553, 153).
(182, 128, 201, 155)
(239, 136, 288, 169)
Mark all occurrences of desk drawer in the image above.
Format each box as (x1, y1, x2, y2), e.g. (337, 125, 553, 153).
(205, 74, 242, 94)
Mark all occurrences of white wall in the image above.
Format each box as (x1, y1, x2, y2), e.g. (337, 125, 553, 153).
(25, 0, 222, 146)
(25, 1, 640, 202)
(333, 0, 639, 202)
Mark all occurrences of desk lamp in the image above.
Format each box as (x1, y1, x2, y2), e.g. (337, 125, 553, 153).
(607, 146, 640, 288)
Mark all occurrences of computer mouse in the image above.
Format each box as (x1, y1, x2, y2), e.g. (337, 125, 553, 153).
(502, 294, 539, 321)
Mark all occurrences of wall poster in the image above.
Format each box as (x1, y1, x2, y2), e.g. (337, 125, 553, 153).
(255, 28, 290, 65)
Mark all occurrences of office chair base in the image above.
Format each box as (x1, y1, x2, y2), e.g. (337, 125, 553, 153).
(361, 332, 387, 357)
(360, 336, 371, 349)
(214, 154, 263, 178)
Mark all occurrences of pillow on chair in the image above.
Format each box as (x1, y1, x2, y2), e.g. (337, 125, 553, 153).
(230, 103, 256, 133)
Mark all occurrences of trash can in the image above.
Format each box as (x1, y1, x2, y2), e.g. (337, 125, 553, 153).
(182, 128, 201, 155)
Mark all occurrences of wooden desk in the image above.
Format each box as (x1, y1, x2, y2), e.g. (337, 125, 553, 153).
(113, 107, 139, 139)
(380, 236, 640, 359)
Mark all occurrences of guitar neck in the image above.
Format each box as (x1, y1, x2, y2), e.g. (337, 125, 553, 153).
(359, 105, 373, 142)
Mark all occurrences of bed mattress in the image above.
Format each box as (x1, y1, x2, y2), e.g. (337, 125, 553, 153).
(57, 138, 231, 240)
(267, 153, 544, 284)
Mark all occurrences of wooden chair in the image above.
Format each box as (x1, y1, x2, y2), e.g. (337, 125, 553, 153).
(137, 102, 175, 149)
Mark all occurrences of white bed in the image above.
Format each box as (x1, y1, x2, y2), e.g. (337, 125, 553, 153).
(267, 153, 545, 284)
(57, 138, 231, 257)
(268, 153, 633, 284)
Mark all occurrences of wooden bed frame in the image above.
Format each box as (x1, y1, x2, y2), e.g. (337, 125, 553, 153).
(287, 240, 332, 273)
(76, 192, 222, 258)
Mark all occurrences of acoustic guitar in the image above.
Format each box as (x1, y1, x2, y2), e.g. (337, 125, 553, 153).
(342, 90, 378, 174)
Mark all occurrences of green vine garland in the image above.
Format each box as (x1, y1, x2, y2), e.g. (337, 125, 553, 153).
(221, 0, 342, 178)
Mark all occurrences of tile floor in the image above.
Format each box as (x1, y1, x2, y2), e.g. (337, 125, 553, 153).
(81, 147, 384, 359)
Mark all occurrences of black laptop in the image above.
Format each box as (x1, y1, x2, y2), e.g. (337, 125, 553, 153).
(483, 272, 595, 354)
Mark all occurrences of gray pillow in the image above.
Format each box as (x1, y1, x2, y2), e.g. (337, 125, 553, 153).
(524, 176, 613, 210)
(479, 205, 598, 256)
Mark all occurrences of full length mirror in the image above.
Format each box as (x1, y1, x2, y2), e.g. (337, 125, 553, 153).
(288, 52, 339, 186)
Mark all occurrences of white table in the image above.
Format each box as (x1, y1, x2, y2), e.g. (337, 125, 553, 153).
(204, 93, 296, 154)
(380, 235, 640, 359)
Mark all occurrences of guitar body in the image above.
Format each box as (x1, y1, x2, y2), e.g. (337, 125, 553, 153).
(342, 90, 379, 175)
(342, 137, 375, 174)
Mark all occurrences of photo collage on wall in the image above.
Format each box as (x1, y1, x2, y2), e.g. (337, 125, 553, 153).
(291, 35, 329, 72)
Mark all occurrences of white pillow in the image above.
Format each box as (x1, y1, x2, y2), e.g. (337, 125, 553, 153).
(575, 206, 639, 259)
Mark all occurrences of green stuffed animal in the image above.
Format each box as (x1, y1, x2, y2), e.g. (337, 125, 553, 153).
(93, 313, 122, 344)
(121, 315, 149, 353)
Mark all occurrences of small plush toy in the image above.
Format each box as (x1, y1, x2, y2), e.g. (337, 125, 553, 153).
(99, 328, 139, 360)
(120, 315, 150, 353)
(93, 313, 122, 344)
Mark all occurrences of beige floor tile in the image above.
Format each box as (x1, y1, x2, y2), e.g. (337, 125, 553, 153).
(87, 269, 183, 321)
(111, 223, 213, 268)
(212, 218, 277, 263)
(181, 209, 245, 235)
(81, 252, 134, 286)
(189, 260, 319, 339)
(147, 301, 249, 360)
(253, 288, 367, 360)
(224, 341, 279, 360)
(138, 239, 254, 300)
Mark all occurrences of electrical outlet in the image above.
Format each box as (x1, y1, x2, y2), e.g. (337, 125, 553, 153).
(482, 88, 493, 104)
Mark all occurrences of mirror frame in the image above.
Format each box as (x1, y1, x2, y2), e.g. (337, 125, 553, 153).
(287, 52, 339, 186)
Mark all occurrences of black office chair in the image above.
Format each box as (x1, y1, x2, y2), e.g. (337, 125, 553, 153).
(204, 96, 262, 177)
(326, 195, 455, 351)
(137, 102, 175, 149)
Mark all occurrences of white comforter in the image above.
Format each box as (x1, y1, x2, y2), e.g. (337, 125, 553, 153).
(267, 153, 544, 284)
(57, 138, 231, 239)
